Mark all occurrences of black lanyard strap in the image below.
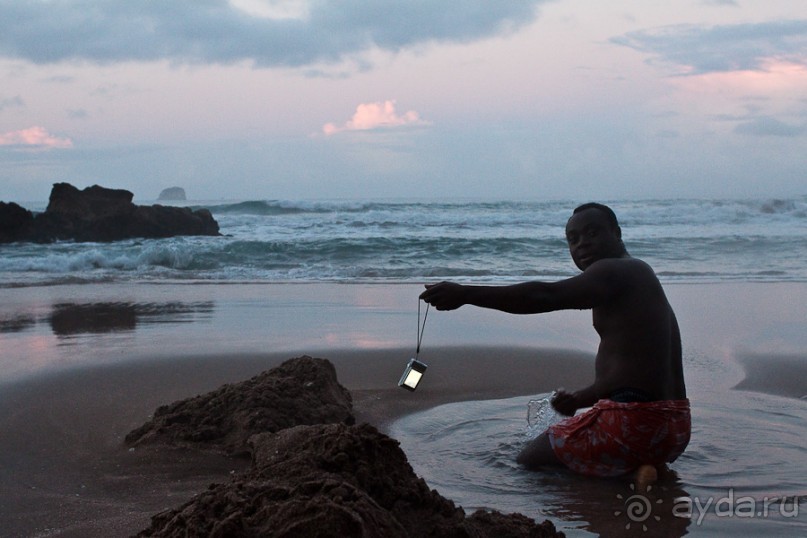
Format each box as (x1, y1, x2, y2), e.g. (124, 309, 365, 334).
(416, 300, 429, 358)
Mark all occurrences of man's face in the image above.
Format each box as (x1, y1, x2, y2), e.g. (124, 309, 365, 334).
(565, 208, 623, 271)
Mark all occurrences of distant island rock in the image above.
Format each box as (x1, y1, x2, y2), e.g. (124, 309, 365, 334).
(0, 183, 219, 243)
(157, 187, 187, 201)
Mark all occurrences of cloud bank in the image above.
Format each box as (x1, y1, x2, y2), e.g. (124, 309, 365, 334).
(0, 0, 548, 68)
(0, 127, 73, 150)
(612, 19, 807, 74)
(322, 100, 428, 135)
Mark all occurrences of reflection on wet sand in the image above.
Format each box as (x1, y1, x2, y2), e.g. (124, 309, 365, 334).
(0, 314, 37, 334)
(48, 301, 215, 336)
(1, 301, 215, 337)
(546, 470, 692, 537)
(50, 303, 137, 335)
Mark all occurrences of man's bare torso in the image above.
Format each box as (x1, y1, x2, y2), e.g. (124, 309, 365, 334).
(590, 257, 686, 401)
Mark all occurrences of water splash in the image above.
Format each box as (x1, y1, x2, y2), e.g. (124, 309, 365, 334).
(526, 391, 564, 439)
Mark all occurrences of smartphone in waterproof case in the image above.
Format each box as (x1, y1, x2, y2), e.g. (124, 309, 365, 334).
(398, 358, 428, 391)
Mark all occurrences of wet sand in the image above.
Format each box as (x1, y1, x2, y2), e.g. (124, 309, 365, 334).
(0, 346, 592, 537)
(733, 353, 807, 400)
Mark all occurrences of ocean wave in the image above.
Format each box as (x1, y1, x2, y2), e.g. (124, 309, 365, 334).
(196, 196, 807, 222)
(200, 200, 312, 216)
(199, 199, 572, 219)
(617, 197, 807, 227)
(2, 197, 805, 286)
(199, 199, 399, 216)
(0, 243, 199, 273)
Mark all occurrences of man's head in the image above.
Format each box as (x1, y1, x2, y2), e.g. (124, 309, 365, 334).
(565, 203, 626, 270)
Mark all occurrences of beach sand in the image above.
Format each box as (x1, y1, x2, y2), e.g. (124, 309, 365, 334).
(0, 346, 592, 537)
(1, 282, 806, 536)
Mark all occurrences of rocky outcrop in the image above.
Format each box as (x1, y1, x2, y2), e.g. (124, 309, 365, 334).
(0, 183, 219, 243)
(137, 423, 563, 538)
(158, 187, 187, 201)
(125, 356, 355, 456)
(0, 201, 34, 243)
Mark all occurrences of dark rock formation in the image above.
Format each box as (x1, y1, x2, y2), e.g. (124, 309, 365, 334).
(158, 187, 187, 201)
(0, 201, 34, 243)
(0, 183, 219, 243)
(125, 356, 355, 456)
(137, 423, 563, 538)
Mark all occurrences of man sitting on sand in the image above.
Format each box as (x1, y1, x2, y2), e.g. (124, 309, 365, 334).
(419, 203, 690, 479)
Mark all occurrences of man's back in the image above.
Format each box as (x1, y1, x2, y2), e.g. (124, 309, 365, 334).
(589, 257, 686, 401)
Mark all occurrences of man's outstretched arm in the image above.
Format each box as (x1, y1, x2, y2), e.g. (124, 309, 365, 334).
(420, 281, 559, 314)
(420, 260, 625, 314)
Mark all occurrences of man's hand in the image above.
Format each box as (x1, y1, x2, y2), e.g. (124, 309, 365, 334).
(420, 282, 467, 311)
(551, 389, 579, 416)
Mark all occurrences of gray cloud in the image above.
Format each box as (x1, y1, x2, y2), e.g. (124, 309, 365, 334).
(713, 110, 807, 137)
(733, 116, 805, 137)
(67, 108, 90, 119)
(612, 20, 807, 74)
(701, 0, 738, 6)
(0, 0, 548, 68)
(42, 75, 77, 84)
(0, 95, 24, 111)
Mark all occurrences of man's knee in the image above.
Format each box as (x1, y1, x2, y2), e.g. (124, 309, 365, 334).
(517, 433, 560, 470)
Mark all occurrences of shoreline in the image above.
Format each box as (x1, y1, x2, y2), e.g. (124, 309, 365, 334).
(4, 281, 807, 386)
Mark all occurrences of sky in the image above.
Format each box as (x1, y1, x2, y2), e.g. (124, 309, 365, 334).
(1, 0, 806, 203)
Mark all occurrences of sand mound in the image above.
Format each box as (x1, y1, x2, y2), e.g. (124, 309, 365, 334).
(128, 355, 562, 536)
(137, 423, 562, 537)
(125, 356, 354, 456)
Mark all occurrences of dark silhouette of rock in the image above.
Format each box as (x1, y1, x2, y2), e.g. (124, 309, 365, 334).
(125, 356, 355, 456)
(0, 201, 34, 243)
(137, 423, 563, 538)
(0, 183, 219, 243)
(158, 187, 187, 201)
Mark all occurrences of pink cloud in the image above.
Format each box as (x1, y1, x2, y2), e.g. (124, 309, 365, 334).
(0, 126, 73, 149)
(323, 100, 429, 135)
(671, 59, 807, 94)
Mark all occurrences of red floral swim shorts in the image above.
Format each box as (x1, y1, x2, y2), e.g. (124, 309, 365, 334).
(547, 398, 691, 477)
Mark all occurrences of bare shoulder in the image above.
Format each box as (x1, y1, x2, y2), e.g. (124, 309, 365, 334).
(585, 257, 661, 287)
(586, 256, 655, 275)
